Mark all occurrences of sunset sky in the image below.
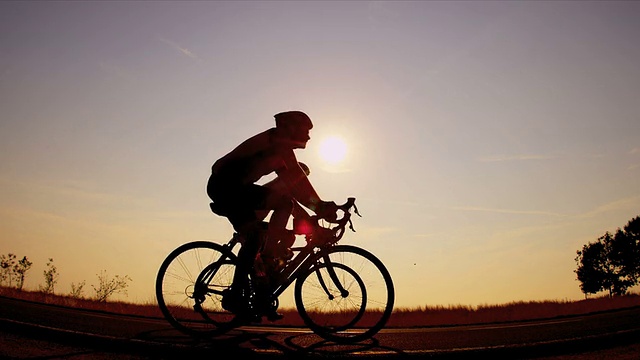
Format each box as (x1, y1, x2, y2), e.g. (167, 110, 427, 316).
(1, 1, 639, 309)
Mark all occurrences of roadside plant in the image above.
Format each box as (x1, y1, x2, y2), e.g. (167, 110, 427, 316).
(92, 270, 132, 302)
(70, 280, 86, 298)
(1, 253, 33, 290)
(39, 258, 59, 294)
(14, 256, 32, 291)
(0, 253, 17, 287)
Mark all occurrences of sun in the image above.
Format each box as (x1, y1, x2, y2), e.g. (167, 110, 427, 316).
(318, 136, 347, 164)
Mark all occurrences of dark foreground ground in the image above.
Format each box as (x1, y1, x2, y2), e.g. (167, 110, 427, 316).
(1, 322, 639, 360)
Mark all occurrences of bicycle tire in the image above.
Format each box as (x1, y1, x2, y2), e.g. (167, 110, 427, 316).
(294, 245, 394, 343)
(155, 240, 238, 336)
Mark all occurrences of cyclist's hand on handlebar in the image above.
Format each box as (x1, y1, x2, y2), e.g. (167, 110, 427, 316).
(316, 200, 339, 222)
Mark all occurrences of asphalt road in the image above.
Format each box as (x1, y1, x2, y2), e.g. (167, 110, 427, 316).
(1, 296, 639, 359)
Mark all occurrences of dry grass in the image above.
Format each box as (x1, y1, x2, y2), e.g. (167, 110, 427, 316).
(388, 295, 640, 327)
(0, 287, 164, 318)
(2, 286, 639, 328)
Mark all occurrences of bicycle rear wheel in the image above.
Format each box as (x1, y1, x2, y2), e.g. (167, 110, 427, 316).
(155, 240, 238, 336)
(294, 245, 394, 343)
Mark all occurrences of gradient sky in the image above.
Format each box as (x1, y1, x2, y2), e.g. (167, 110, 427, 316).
(1, 1, 639, 309)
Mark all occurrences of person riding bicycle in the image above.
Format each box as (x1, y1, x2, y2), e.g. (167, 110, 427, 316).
(206, 111, 338, 321)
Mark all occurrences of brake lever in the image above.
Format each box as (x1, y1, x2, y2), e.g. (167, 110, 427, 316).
(353, 203, 361, 217)
(346, 198, 360, 232)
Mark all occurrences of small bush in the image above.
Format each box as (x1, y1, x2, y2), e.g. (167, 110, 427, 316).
(39, 258, 59, 294)
(92, 270, 132, 302)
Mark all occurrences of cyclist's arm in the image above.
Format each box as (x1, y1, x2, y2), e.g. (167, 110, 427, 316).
(277, 151, 331, 214)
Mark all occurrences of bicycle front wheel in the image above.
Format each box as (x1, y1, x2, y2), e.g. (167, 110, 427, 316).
(294, 245, 395, 343)
(155, 240, 237, 336)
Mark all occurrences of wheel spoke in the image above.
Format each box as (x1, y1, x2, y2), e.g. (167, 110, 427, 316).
(295, 245, 394, 343)
(156, 241, 238, 335)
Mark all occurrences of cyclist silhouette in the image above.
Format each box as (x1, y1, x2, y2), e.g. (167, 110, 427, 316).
(206, 111, 337, 321)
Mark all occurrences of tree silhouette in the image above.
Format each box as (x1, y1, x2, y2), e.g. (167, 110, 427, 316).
(575, 216, 640, 297)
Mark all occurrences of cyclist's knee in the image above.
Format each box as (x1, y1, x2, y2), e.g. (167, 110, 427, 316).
(283, 196, 295, 213)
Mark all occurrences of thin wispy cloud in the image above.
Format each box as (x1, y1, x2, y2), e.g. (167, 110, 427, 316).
(412, 233, 440, 239)
(456, 196, 640, 222)
(359, 226, 399, 239)
(479, 154, 556, 163)
(6, 177, 155, 209)
(574, 195, 640, 219)
(452, 206, 566, 217)
(630, 147, 640, 155)
(159, 37, 200, 60)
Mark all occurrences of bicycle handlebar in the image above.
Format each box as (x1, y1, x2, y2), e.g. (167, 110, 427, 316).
(313, 197, 361, 242)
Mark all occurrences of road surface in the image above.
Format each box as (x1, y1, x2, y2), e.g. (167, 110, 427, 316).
(1, 296, 639, 359)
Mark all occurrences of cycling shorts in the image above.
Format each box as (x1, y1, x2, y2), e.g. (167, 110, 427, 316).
(207, 175, 270, 230)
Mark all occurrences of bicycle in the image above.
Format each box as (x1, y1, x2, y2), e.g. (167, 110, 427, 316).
(155, 197, 394, 343)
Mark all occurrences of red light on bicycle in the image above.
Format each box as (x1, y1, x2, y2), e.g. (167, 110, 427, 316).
(294, 218, 313, 235)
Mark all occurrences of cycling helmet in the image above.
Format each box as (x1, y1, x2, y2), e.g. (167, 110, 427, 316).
(274, 111, 313, 131)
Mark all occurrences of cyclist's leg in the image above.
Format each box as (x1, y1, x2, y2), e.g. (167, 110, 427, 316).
(209, 181, 287, 320)
(238, 190, 291, 320)
(262, 191, 295, 258)
(222, 215, 262, 312)
(232, 221, 261, 284)
(228, 219, 285, 321)
(209, 180, 264, 313)
(219, 184, 279, 318)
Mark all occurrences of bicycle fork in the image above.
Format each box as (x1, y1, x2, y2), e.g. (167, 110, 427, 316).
(269, 250, 349, 303)
(316, 254, 349, 300)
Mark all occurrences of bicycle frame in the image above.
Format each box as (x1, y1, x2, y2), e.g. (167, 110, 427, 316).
(197, 198, 359, 310)
(270, 239, 342, 300)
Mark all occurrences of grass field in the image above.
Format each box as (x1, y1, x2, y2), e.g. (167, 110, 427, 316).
(3, 286, 639, 328)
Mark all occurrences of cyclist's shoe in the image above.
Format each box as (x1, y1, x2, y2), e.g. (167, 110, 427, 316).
(221, 288, 248, 314)
(223, 288, 265, 323)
